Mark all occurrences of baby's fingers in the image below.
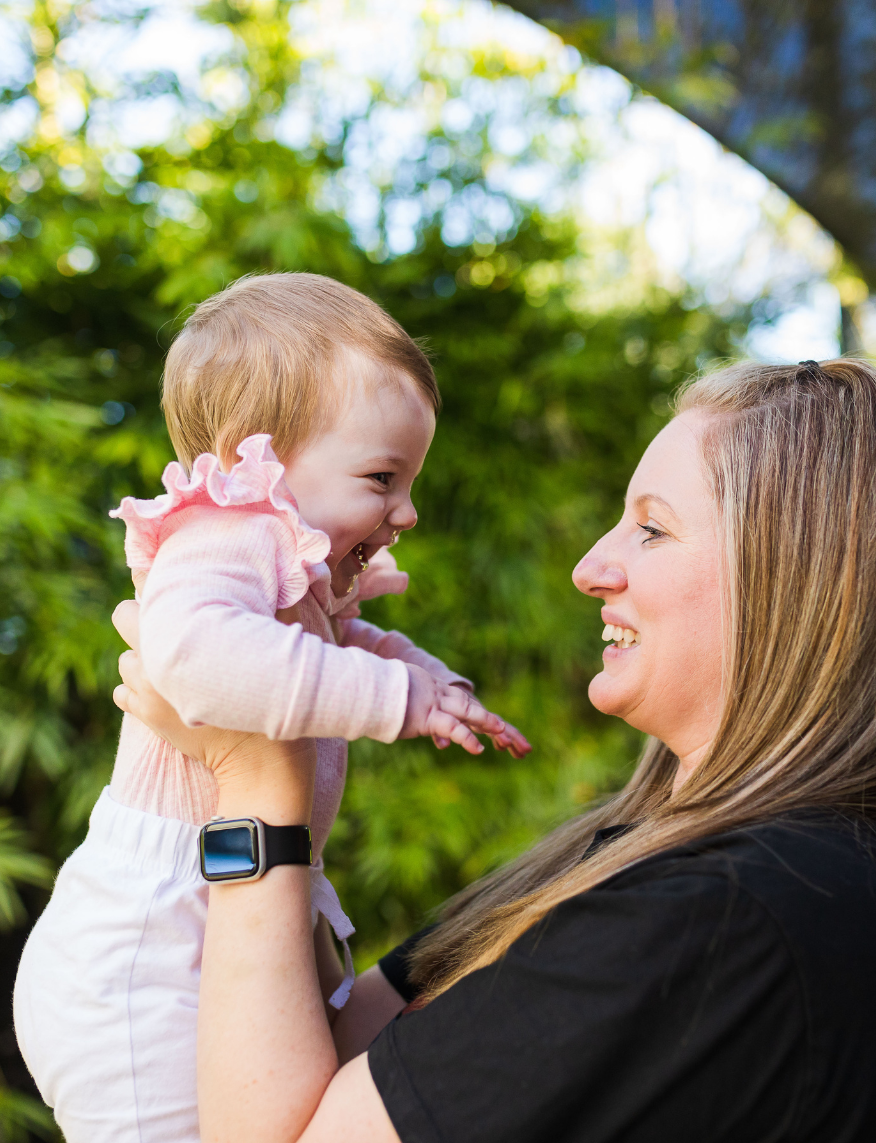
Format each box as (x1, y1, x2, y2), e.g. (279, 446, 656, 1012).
(439, 691, 504, 737)
(492, 739, 528, 760)
(492, 723, 532, 758)
(428, 710, 485, 755)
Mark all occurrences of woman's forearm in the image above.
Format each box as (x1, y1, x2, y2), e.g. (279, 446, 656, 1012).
(333, 966, 407, 1065)
(198, 744, 337, 1143)
(199, 869, 336, 1143)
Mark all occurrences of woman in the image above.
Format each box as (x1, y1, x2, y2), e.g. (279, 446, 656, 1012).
(114, 358, 876, 1142)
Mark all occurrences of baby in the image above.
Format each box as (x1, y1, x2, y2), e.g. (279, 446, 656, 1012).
(13, 273, 529, 1143)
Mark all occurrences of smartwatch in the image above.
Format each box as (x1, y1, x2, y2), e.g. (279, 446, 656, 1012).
(199, 817, 312, 883)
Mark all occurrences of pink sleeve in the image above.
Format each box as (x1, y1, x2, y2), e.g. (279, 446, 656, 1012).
(138, 510, 409, 743)
(339, 618, 474, 692)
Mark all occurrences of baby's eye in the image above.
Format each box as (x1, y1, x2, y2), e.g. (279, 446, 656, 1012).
(368, 472, 392, 487)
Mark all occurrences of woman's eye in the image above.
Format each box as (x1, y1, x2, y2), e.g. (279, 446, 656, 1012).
(368, 472, 391, 487)
(638, 523, 666, 543)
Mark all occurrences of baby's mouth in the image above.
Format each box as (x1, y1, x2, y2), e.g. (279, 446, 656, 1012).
(601, 624, 641, 649)
(335, 538, 387, 583)
(337, 542, 377, 577)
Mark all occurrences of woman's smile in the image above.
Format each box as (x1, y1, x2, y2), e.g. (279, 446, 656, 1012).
(600, 611, 641, 652)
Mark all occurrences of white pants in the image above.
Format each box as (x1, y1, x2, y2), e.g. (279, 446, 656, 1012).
(14, 790, 354, 1143)
(14, 791, 206, 1143)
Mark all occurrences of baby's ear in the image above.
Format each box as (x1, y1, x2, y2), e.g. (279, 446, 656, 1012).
(131, 569, 149, 596)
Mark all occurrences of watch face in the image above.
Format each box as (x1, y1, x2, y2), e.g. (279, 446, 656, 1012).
(201, 820, 260, 880)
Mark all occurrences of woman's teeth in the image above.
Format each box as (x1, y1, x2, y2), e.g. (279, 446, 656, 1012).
(601, 624, 641, 648)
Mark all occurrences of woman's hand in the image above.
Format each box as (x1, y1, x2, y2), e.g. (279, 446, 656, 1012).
(112, 599, 316, 819)
(112, 599, 261, 772)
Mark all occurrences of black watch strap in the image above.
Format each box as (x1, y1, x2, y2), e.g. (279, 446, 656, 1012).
(263, 823, 312, 869)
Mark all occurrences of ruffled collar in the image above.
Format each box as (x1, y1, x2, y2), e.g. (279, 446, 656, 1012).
(111, 434, 408, 619)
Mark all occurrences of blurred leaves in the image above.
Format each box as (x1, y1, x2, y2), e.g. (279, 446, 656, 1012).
(0, 816, 52, 932)
(0, 1078, 57, 1142)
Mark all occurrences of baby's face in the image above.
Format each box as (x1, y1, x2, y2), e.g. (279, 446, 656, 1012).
(283, 368, 436, 593)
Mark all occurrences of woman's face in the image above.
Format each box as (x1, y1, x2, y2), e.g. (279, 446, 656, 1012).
(573, 410, 723, 774)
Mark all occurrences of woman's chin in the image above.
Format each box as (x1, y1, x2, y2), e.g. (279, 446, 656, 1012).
(587, 667, 639, 718)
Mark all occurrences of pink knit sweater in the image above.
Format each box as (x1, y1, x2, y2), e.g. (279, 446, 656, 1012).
(108, 435, 471, 845)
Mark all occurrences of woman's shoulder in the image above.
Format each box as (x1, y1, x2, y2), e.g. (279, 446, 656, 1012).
(565, 810, 876, 1051)
(592, 810, 876, 945)
(616, 809, 876, 899)
(110, 434, 331, 577)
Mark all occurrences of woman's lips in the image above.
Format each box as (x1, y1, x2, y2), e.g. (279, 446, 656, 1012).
(603, 642, 637, 659)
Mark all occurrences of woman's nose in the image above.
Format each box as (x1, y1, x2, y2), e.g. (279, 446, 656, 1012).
(572, 547, 627, 597)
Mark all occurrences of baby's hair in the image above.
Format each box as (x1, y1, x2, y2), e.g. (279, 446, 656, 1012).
(162, 272, 441, 471)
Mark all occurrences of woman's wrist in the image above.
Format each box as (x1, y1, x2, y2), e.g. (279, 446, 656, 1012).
(214, 738, 316, 826)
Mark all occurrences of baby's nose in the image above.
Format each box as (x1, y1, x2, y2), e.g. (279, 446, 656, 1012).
(389, 499, 418, 532)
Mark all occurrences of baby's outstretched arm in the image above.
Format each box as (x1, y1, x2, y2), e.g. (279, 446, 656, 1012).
(118, 600, 511, 757)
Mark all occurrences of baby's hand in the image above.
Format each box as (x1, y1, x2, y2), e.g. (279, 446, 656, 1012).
(432, 686, 532, 759)
(486, 718, 532, 760)
(400, 665, 506, 755)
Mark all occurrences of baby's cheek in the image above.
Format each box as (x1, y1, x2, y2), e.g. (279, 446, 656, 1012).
(348, 499, 386, 538)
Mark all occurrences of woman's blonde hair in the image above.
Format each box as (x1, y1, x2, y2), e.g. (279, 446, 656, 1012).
(162, 272, 440, 470)
(411, 357, 876, 1001)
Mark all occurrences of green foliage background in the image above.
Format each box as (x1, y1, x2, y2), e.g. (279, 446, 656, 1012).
(0, 0, 747, 1133)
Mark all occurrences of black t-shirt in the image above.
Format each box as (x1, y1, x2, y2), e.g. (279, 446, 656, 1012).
(368, 812, 876, 1143)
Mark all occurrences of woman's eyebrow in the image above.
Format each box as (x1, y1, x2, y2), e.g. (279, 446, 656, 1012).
(633, 493, 679, 520)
